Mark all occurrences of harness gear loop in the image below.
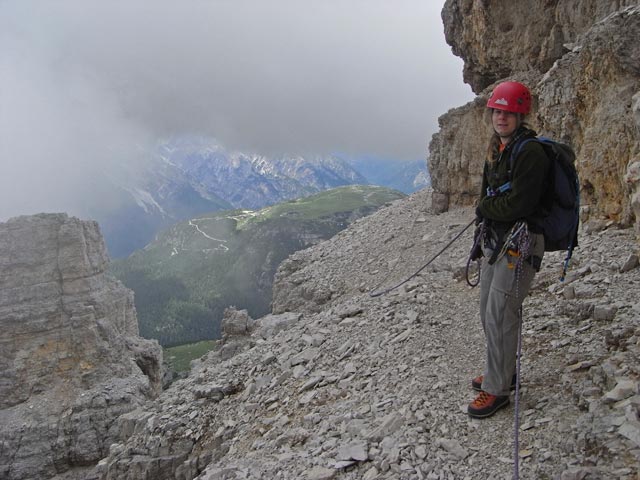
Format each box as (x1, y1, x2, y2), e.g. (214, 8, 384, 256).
(369, 218, 475, 298)
(496, 221, 528, 263)
(465, 256, 481, 287)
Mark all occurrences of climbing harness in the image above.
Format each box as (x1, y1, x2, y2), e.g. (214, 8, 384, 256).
(369, 218, 476, 298)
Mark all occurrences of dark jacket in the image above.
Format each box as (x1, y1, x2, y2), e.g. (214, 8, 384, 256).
(477, 127, 551, 239)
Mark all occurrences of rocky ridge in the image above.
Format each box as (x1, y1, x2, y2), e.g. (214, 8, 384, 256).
(91, 188, 640, 479)
(0, 214, 162, 480)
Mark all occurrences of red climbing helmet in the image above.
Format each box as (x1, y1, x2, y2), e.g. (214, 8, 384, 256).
(486, 81, 532, 114)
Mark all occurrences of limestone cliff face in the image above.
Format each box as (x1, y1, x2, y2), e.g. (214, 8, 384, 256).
(442, 0, 637, 94)
(431, 2, 640, 230)
(0, 213, 162, 480)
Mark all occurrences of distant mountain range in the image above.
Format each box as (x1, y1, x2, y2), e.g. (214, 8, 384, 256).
(340, 154, 430, 194)
(158, 136, 369, 209)
(88, 136, 427, 258)
(110, 185, 405, 346)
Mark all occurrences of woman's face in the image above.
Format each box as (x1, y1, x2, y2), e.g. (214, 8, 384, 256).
(492, 109, 519, 142)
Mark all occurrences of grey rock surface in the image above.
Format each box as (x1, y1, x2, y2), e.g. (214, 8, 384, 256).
(441, 0, 637, 93)
(90, 189, 640, 479)
(0, 213, 162, 480)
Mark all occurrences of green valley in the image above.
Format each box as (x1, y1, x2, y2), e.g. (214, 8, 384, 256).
(110, 185, 405, 346)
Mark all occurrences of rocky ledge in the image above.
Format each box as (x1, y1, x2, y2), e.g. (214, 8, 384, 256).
(92, 189, 639, 479)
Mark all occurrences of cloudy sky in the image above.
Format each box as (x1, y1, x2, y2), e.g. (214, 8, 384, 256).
(0, 0, 473, 220)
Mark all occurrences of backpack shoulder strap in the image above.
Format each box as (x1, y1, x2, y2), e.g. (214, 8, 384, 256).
(508, 137, 539, 177)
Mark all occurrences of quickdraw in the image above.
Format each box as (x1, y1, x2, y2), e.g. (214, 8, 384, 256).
(495, 220, 529, 264)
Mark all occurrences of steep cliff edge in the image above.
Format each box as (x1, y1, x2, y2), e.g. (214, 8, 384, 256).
(0, 214, 162, 480)
(430, 3, 640, 231)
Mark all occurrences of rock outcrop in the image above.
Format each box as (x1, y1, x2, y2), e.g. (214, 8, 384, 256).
(430, 2, 640, 230)
(0, 214, 162, 480)
(441, 0, 636, 94)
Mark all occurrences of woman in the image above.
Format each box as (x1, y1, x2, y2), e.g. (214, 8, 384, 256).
(469, 81, 551, 419)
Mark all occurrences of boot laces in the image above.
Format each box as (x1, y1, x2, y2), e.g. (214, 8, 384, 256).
(471, 391, 495, 407)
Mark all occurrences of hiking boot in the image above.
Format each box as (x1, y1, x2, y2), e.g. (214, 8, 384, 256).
(471, 373, 519, 392)
(468, 391, 510, 419)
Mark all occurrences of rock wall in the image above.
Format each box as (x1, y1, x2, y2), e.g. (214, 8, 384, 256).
(0, 214, 162, 480)
(430, 3, 640, 230)
(442, 0, 637, 94)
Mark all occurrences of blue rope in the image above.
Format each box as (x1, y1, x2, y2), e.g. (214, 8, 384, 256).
(514, 307, 523, 480)
(510, 222, 531, 480)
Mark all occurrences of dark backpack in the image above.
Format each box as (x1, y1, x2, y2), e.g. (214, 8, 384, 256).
(511, 137, 580, 275)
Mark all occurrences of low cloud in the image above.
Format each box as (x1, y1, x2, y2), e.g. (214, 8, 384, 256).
(0, 0, 472, 220)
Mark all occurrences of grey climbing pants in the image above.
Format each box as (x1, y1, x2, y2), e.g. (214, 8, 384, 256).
(479, 232, 544, 396)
